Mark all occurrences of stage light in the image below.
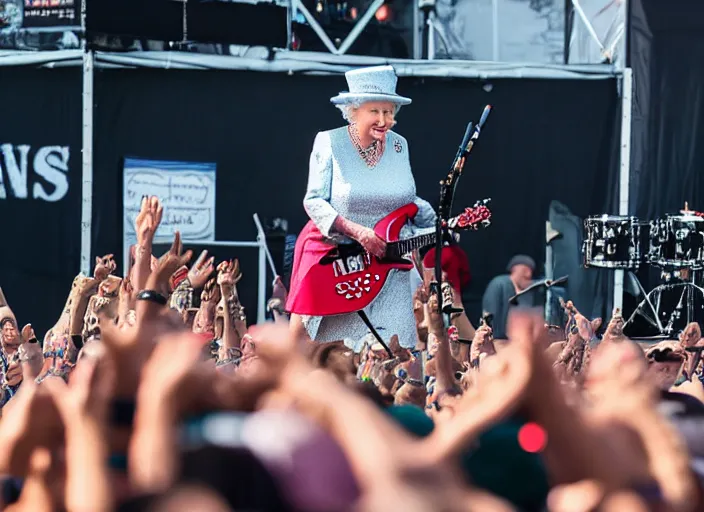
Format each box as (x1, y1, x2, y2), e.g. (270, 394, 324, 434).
(291, 32, 301, 50)
(349, 6, 358, 19)
(375, 4, 391, 22)
(316, 0, 323, 13)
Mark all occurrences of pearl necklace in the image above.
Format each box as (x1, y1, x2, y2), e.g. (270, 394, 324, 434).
(348, 124, 385, 168)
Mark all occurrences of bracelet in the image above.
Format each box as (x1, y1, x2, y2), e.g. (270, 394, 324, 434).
(136, 290, 167, 305)
(170, 267, 190, 291)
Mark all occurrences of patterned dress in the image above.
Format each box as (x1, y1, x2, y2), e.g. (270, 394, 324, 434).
(291, 126, 436, 348)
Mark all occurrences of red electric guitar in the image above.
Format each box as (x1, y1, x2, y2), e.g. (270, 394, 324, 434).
(293, 200, 491, 316)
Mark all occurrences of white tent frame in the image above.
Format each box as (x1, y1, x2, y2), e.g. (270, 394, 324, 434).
(291, 0, 385, 55)
(120, 215, 273, 324)
(569, 0, 626, 63)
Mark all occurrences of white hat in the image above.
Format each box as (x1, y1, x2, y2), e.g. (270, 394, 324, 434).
(330, 65, 411, 106)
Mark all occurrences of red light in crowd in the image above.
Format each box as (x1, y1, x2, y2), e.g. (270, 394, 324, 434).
(517, 422, 547, 453)
(375, 4, 391, 22)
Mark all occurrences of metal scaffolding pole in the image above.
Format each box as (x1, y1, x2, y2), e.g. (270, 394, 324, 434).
(80, 0, 94, 276)
(613, 66, 633, 312)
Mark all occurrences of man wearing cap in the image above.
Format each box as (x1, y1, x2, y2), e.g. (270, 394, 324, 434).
(481, 255, 538, 340)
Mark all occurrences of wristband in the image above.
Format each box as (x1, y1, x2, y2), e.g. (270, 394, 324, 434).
(136, 290, 167, 306)
(170, 266, 190, 291)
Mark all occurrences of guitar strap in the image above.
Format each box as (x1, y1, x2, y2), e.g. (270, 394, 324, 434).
(357, 311, 393, 357)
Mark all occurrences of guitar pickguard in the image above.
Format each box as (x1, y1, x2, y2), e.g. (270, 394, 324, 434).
(326, 253, 383, 301)
(335, 272, 382, 300)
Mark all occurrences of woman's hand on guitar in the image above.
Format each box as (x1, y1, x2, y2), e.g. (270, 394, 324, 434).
(357, 227, 387, 258)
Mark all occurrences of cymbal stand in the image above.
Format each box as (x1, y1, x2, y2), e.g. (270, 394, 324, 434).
(624, 268, 704, 336)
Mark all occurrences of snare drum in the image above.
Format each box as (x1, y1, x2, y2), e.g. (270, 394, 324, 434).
(647, 214, 704, 268)
(583, 215, 641, 269)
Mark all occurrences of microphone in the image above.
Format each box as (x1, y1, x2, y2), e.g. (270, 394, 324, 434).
(467, 104, 492, 147)
(477, 104, 492, 128)
(454, 121, 473, 162)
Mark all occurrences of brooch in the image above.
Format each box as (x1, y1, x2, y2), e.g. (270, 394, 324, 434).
(394, 140, 403, 153)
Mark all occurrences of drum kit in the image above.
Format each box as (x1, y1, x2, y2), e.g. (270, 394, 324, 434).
(583, 203, 704, 337)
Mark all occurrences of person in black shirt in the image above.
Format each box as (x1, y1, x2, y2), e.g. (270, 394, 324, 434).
(481, 255, 538, 340)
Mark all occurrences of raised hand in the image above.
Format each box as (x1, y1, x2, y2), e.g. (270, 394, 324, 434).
(136, 331, 212, 414)
(271, 275, 287, 303)
(119, 276, 134, 302)
(200, 277, 221, 304)
(134, 196, 164, 247)
(149, 232, 193, 297)
(97, 277, 121, 298)
(93, 254, 116, 282)
(44, 355, 115, 426)
(216, 259, 242, 295)
(187, 250, 215, 290)
(0, 365, 63, 476)
(21, 323, 35, 343)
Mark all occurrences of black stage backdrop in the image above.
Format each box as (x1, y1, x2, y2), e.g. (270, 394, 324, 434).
(627, 0, 704, 318)
(630, 0, 704, 219)
(92, 69, 619, 325)
(0, 68, 82, 337)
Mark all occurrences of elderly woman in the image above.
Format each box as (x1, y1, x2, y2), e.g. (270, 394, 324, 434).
(286, 65, 436, 349)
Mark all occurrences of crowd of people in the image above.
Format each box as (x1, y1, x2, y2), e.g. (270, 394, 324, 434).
(0, 194, 701, 511)
(1, 64, 704, 511)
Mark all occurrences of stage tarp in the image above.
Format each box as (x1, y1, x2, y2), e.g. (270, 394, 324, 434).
(0, 49, 617, 79)
(0, 67, 81, 337)
(629, 0, 704, 219)
(624, 0, 704, 318)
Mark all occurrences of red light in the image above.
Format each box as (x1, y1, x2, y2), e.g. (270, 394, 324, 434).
(518, 423, 547, 453)
(291, 33, 301, 51)
(350, 7, 358, 19)
(375, 4, 391, 22)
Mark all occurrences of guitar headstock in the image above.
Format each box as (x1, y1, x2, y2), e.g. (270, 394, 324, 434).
(446, 198, 492, 231)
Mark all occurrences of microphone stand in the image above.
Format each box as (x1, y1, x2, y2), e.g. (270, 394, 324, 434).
(433, 105, 492, 317)
(508, 275, 569, 305)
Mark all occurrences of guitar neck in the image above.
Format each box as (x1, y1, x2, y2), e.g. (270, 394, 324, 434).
(387, 232, 437, 258)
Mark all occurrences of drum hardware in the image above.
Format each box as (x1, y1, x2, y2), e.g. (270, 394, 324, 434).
(583, 215, 642, 270)
(623, 270, 704, 337)
(646, 214, 704, 270)
(584, 203, 704, 337)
